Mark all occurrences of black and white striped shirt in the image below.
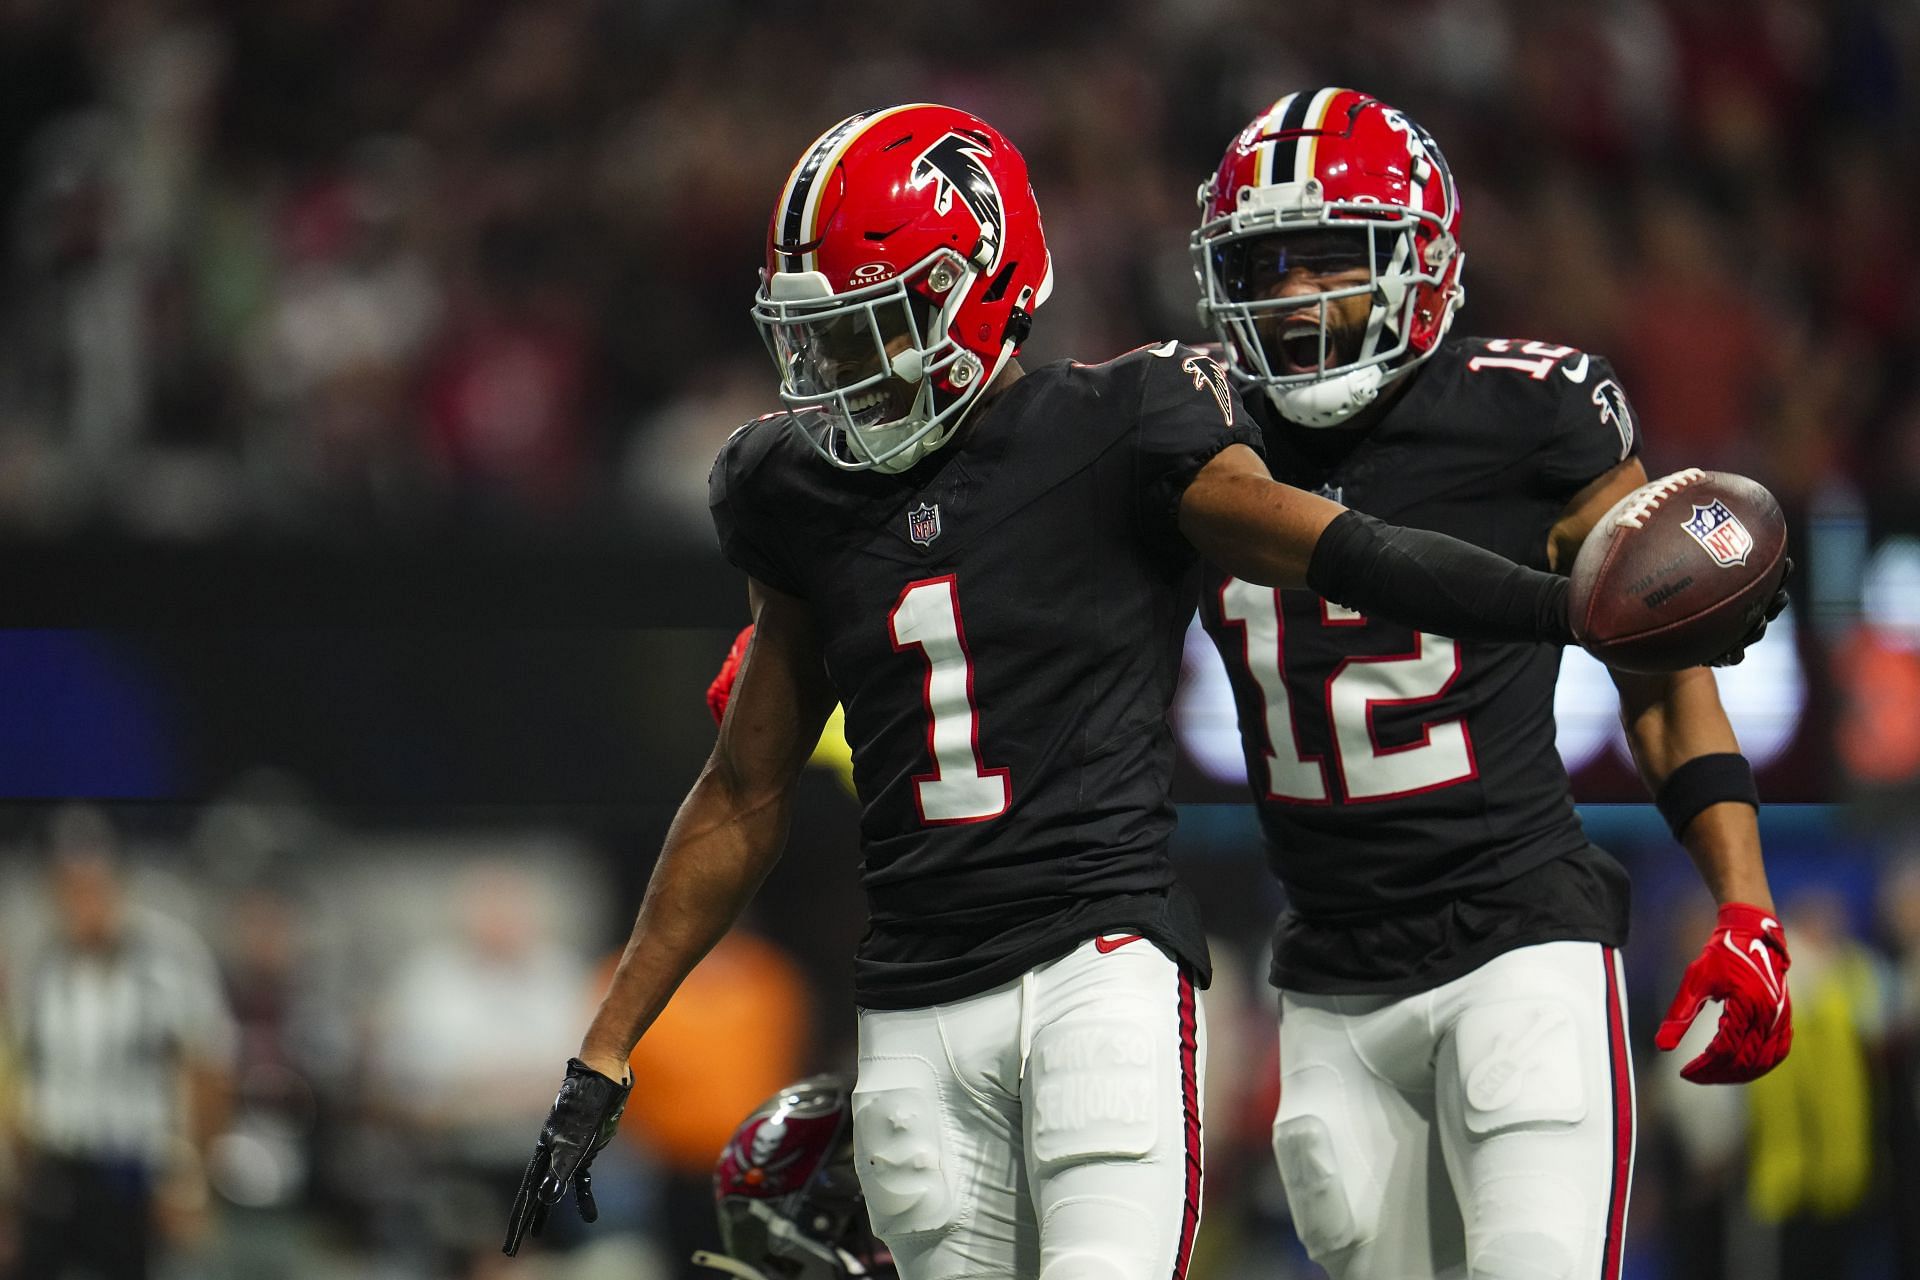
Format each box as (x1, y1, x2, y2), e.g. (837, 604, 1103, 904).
(8, 909, 236, 1166)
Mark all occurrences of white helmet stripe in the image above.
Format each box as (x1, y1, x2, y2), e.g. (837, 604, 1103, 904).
(792, 103, 924, 273)
(1251, 93, 1294, 187)
(776, 112, 871, 273)
(776, 105, 925, 274)
(1263, 92, 1309, 189)
(1297, 86, 1343, 182)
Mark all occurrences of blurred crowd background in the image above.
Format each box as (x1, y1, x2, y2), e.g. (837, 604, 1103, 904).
(2, 0, 1919, 1277)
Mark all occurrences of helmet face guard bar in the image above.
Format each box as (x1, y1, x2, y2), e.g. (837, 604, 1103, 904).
(1193, 198, 1453, 397)
(754, 251, 987, 473)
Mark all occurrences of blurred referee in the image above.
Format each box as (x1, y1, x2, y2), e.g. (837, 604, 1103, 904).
(0, 807, 236, 1280)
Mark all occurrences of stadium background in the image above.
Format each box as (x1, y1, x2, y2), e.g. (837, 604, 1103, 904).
(0, 0, 1916, 1277)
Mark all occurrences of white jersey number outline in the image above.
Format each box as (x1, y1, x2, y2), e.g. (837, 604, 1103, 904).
(1465, 338, 1578, 381)
(1218, 580, 1476, 803)
(889, 576, 1011, 824)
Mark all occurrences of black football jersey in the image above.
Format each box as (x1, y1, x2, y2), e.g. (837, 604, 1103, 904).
(1198, 337, 1641, 995)
(711, 344, 1259, 1010)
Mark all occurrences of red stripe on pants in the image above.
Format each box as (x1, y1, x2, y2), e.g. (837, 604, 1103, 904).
(1599, 947, 1634, 1280)
(1171, 971, 1202, 1280)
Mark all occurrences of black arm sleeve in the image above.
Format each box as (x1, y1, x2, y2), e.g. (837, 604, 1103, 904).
(1307, 509, 1574, 645)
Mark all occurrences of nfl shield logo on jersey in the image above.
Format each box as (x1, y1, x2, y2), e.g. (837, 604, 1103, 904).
(1682, 499, 1752, 567)
(908, 502, 942, 546)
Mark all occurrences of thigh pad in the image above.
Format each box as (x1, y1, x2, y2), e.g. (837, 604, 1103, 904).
(1028, 1014, 1160, 1168)
(1271, 1063, 1378, 1259)
(852, 1055, 961, 1238)
(1454, 998, 1587, 1138)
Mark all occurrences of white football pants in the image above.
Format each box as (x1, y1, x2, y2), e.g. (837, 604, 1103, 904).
(852, 935, 1206, 1280)
(1273, 940, 1634, 1280)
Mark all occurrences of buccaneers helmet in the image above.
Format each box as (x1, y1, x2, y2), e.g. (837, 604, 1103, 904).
(752, 104, 1053, 472)
(1193, 88, 1463, 427)
(692, 1075, 892, 1280)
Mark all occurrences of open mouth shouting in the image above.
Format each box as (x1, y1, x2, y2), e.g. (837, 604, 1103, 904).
(1267, 315, 1366, 377)
(1277, 327, 1328, 374)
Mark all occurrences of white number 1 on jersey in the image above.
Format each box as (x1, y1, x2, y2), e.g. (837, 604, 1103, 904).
(890, 576, 1011, 824)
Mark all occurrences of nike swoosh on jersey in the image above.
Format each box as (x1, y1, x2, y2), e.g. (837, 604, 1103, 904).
(1561, 353, 1591, 383)
(1094, 933, 1145, 954)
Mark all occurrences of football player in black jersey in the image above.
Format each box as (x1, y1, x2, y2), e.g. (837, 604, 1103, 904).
(501, 103, 1771, 1273)
(1190, 88, 1794, 1280)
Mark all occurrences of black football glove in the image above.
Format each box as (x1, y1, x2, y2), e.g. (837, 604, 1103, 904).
(502, 1058, 632, 1256)
(1709, 558, 1792, 668)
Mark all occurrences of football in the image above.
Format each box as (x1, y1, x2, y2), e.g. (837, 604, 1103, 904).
(1569, 469, 1788, 673)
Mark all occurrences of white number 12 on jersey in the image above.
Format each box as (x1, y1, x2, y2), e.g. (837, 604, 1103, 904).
(890, 576, 1011, 824)
(1218, 580, 1476, 802)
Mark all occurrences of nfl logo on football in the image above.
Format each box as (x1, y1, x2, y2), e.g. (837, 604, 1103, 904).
(908, 502, 942, 546)
(1681, 499, 1753, 567)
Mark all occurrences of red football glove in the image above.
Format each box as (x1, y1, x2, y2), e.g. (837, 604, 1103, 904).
(706, 625, 755, 726)
(1654, 902, 1793, 1084)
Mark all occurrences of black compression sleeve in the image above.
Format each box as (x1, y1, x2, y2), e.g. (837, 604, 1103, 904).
(1306, 509, 1575, 645)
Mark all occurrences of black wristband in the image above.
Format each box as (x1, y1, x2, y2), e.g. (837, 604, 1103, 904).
(1306, 508, 1574, 645)
(1654, 752, 1759, 840)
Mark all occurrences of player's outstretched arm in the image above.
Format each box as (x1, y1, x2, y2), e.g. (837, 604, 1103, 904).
(1554, 456, 1789, 1083)
(1615, 665, 1790, 1084)
(503, 579, 835, 1256)
(1179, 443, 1574, 644)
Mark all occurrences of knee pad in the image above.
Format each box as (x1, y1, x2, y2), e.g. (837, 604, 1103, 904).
(1464, 1172, 1585, 1280)
(852, 1056, 960, 1238)
(1028, 1015, 1161, 1170)
(1039, 1193, 1161, 1280)
(1271, 1065, 1376, 1259)
(1453, 999, 1587, 1138)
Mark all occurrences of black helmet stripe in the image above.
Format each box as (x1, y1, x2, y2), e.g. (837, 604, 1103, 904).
(777, 111, 877, 272)
(1263, 91, 1315, 187)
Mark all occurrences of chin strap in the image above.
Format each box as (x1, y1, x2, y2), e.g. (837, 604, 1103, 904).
(1265, 363, 1385, 428)
(861, 340, 1010, 474)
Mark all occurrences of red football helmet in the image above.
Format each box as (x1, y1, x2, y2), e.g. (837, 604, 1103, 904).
(693, 1075, 892, 1280)
(752, 104, 1053, 472)
(1193, 88, 1463, 427)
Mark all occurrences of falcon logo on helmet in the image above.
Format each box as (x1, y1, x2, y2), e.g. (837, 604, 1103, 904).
(1192, 88, 1464, 428)
(909, 132, 1005, 269)
(753, 104, 1053, 475)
